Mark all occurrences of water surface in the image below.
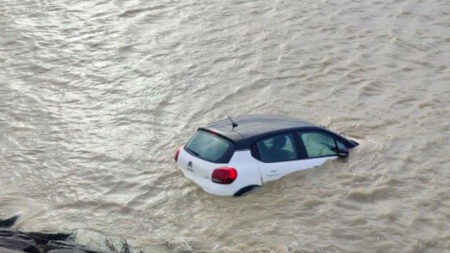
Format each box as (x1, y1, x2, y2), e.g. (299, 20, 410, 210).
(1, 0, 449, 252)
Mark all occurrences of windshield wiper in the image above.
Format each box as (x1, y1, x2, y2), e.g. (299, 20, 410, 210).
(186, 147, 199, 157)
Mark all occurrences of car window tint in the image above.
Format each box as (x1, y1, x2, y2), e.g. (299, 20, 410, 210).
(256, 134, 298, 162)
(185, 131, 234, 163)
(300, 132, 337, 158)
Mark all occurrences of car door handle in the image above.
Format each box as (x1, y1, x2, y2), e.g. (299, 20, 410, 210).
(268, 170, 280, 176)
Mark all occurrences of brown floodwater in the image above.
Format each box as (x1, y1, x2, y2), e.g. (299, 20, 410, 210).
(0, 0, 449, 252)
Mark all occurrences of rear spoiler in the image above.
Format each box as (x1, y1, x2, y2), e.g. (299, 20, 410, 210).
(197, 128, 237, 146)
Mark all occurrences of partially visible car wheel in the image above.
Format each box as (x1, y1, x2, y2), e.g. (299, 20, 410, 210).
(234, 185, 259, 197)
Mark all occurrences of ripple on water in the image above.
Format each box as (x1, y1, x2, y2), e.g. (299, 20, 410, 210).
(1, 0, 450, 252)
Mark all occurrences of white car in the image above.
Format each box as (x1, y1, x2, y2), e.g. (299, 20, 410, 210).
(175, 115, 358, 196)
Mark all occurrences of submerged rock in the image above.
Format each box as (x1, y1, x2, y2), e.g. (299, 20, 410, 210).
(44, 239, 89, 253)
(0, 215, 20, 228)
(27, 232, 70, 246)
(0, 226, 170, 253)
(131, 245, 171, 253)
(69, 229, 129, 253)
(47, 250, 86, 253)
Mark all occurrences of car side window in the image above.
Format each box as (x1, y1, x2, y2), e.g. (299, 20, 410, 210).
(337, 140, 346, 150)
(256, 134, 298, 163)
(300, 132, 337, 158)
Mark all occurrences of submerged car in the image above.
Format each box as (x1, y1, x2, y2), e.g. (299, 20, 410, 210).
(174, 115, 358, 196)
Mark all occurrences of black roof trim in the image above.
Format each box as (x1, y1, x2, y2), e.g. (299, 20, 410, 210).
(200, 115, 358, 150)
(200, 115, 308, 149)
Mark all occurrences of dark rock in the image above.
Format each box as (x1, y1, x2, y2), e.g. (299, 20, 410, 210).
(0, 216, 19, 228)
(44, 240, 100, 253)
(69, 229, 129, 253)
(47, 250, 86, 253)
(28, 232, 70, 245)
(45, 240, 78, 251)
(0, 246, 25, 253)
(0, 228, 168, 253)
(130, 245, 171, 253)
(0, 229, 40, 253)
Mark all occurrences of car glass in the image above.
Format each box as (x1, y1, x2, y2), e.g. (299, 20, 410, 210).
(185, 130, 234, 163)
(337, 140, 346, 150)
(300, 132, 337, 158)
(256, 134, 298, 162)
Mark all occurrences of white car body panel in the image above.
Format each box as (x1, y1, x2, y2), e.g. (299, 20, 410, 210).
(177, 148, 262, 196)
(178, 146, 338, 196)
(227, 150, 263, 189)
(257, 156, 336, 182)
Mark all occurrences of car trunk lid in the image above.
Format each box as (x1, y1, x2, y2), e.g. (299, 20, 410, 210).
(178, 149, 228, 181)
(177, 130, 236, 181)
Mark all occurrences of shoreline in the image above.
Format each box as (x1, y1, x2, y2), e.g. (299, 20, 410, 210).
(0, 216, 172, 253)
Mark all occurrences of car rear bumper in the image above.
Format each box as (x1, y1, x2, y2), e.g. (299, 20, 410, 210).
(179, 166, 238, 196)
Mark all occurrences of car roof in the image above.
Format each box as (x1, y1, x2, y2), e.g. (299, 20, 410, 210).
(199, 115, 318, 149)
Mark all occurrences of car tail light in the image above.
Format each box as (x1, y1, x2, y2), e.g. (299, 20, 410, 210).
(211, 167, 237, 184)
(174, 146, 182, 162)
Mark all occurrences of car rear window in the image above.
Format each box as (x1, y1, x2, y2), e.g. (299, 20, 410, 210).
(184, 130, 235, 163)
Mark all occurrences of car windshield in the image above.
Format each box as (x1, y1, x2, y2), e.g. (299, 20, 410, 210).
(185, 130, 235, 163)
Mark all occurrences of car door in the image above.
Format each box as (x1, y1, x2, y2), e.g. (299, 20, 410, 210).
(296, 130, 339, 170)
(255, 133, 305, 182)
(256, 131, 339, 183)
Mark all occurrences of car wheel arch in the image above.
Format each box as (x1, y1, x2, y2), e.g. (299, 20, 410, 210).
(233, 185, 260, 197)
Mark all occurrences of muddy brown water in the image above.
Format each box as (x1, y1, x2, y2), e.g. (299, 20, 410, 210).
(1, 0, 449, 252)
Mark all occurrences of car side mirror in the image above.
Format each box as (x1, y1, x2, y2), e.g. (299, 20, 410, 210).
(337, 147, 349, 158)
